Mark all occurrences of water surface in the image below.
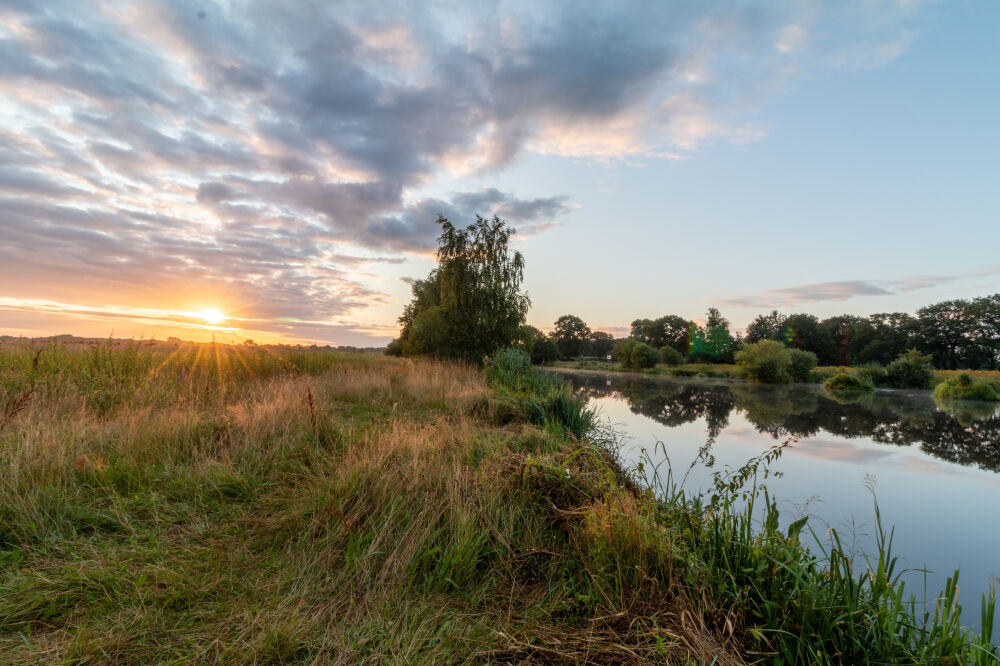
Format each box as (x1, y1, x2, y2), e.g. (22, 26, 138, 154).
(557, 369, 1000, 627)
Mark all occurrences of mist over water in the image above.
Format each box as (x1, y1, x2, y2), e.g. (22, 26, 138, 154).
(557, 370, 1000, 631)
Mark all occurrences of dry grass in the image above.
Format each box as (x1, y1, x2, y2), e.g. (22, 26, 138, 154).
(0, 343, 738, 664)
(1, 342, 994, 664)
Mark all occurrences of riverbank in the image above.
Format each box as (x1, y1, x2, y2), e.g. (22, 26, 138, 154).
(0, 341, 995, 663)
(551, 359, 1000, 388)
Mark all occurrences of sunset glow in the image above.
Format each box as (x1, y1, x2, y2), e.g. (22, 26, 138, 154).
(0, 2, 997, 346)
(196, 308, 226, 325)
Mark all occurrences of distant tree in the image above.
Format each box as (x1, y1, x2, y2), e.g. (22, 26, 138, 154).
(780, 314, 830, 359)
(967, 294, 1000, 369)
(389, 215, 529, 361)
(736, 340, 792, 383)
(886, 349, 934, 388)
(786, 349, 818, 382)
(613, 338, 660, 370)
(916, 300, 970, 369)
(552, 315, 591, 359)
(745, 310, 786, 343)
(530, 336, 559, 365)
(853, 313, 919, 366)
(688, 308, 734, 363)
(517, 325, 545, 356)
(630, 315, 691, 351)
(589, 331, 615, 358)
(659, 345, 684, 366)
(818, 315, 862, 366)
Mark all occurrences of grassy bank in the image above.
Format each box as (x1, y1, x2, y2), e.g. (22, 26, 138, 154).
(552, 359, 1000, 388)
(0, 340, 996, 663)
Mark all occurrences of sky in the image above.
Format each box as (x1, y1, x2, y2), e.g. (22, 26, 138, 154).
(1, 0, 997, 345)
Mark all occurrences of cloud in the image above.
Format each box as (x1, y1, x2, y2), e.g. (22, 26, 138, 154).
(0, 0, 928, 342)
(721, 267, 1000, 308)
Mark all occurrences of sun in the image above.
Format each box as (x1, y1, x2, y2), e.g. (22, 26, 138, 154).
(196, 307, 226, 324)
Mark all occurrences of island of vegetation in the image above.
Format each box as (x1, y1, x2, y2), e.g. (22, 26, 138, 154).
(0, 215, 996, 663)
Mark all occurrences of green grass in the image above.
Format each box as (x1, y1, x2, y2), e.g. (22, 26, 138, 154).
(934, 373, 1000, 402)
(0, 340, 995, 664)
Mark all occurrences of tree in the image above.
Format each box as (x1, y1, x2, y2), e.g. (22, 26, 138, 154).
(612, 338, 660, 369)
(389, 215, 529, 361)
(688, 308, 734, 363)
(885, 349, 934, 388)
(745, 310, 787, 343)
(965, 294, 1000, 370)
(916, 300, 970, 369)
(530, 336, 559, 365)
(631, 315, 691, 351)
(735, 340, 792, 383)
(589, 331, 615, 358)
(552, 315, 591, 359)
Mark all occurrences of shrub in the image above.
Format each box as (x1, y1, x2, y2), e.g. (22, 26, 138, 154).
(855, 362, 887, 387)
(735, 340, 792, 383)
(658, 345, 684, 366)
(885, 349, 934, 389)
(612, 339, 661, 370)
(934, 373, 1000, 402)
(530, 337, 559, 365)
(824, 372, 875, 393)
(786, 349, 818, 383)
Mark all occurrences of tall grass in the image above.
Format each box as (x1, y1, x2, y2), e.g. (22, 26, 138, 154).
(0, 340, 995, 663)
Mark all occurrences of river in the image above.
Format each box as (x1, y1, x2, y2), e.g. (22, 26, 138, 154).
(555, 369, 1000, 632)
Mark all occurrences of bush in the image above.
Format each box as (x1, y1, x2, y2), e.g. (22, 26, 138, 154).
(530, 337, 559, 365)
(658, 345, 684, 366)
(735, 340, 792, 383)
(933, 373, 1000, 402)
(824, 372, 875, 393)
(855, 362, 887, 387)
(885, 349, 934, 389)
(786, 349, 818, 383)
(612, 339, 661, 370)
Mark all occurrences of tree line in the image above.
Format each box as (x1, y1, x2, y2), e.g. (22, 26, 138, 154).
(385, 214, 999, 372)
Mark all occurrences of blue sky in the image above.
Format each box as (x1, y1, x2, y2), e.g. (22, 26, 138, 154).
(0, 1, 997, 344)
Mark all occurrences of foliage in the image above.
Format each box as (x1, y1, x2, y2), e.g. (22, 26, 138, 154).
(529, 336, 559, 365)
(735, 340, 792, 383)
(745, 310, 787, 343)
(855, 361, 888, 387)
(588, 331, 615, 358)
(786, 348, 818, 382)
(630, 314, 691, 351)
(484, 348, 593, 438)
(658, 345, 684, 366)
(390, 215, 529, 361)
(886, 349, 935, 389)
(612, 338, 661, 370)
(824, 372, 875, 393)
(551, 314, 591, 360)
(686, 308, 735, 364)
(934, 373, 1000, 402)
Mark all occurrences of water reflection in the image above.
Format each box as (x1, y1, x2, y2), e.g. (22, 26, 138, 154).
(563, 372, 1000, 473)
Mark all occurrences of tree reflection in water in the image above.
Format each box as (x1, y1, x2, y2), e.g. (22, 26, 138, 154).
(562, 372, 1000, 473)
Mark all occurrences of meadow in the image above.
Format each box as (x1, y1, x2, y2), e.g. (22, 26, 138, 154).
(0, 339, 996, 664)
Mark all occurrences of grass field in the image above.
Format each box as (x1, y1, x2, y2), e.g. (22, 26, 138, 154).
(0, 340, 996, 664)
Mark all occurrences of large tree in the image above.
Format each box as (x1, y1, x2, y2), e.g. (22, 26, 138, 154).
(745, 310, 787, 344)
(387, 215, 529, 361)
(552, 315, 591, 359)
(630, 315, 691, 352)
